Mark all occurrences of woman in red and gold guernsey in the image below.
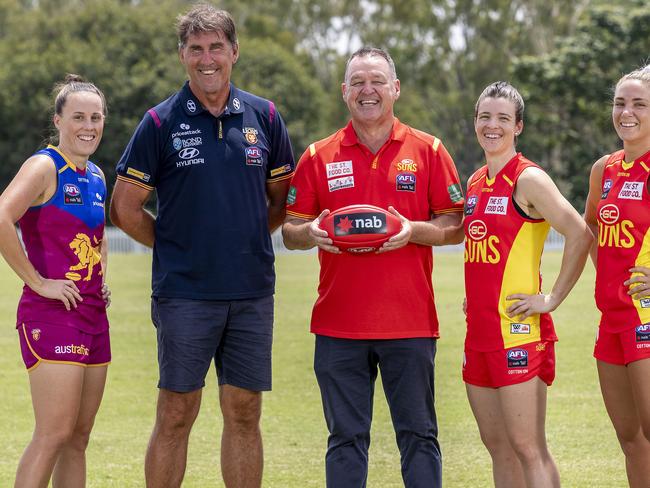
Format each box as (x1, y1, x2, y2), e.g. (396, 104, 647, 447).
(584, 66, 650, 488)
(0, 75, 111, 487)
(463, 81, 593, 487)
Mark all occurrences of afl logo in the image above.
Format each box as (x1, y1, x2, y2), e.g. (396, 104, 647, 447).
(186, 100, 196, 112)
(467, 220, 487, 241)
(599, 204, 619, 225)
(507, 349, 527, 360)
(63, 184, 80, 196)
(179, 147, 199, 159)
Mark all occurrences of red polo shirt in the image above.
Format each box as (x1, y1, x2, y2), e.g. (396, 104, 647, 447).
(287, 119, 464, 339)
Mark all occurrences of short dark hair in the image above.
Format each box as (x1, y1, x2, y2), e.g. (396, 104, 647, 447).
(177, 3, 237, 49)
(474, 81, 525, 124)
(344, 47, 397, 82)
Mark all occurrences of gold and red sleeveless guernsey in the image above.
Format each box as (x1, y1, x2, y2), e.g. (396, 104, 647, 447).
(596, 149, 650, 332)
(464, 153, 556, 351)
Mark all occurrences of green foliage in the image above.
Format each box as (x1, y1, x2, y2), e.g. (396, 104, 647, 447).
(514, 2, 650, 209)
(0, 0, 328, 199)
(0, 0, 645, 210)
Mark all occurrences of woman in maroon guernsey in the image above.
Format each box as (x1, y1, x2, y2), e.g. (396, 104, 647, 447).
(584, 66, 650, 487)
(0, 75, 111, 487)
(463, 81, 592, 487)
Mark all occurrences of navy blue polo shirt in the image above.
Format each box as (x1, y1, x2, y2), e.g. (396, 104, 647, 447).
(116, 82, 295, 300)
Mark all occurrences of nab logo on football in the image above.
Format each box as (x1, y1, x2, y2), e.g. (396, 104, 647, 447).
(467, 220, 487, 241)
(599, 204, 619, 225)
(334, 213, 386, 236)
(507, 349, 528, 368)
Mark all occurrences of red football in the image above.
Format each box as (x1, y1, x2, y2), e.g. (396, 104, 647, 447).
(320, 204, 402, 253)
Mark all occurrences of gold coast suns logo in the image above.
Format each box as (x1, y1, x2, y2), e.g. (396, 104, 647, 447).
(65, 233, 103, 281)
(465, 220, 500, 264)
(598, 204, 635, 249)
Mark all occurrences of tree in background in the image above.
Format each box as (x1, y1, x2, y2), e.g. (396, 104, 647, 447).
(515, 1, 650, 210)
(0, 0, 646, 211)
(0, 0, 328, 204)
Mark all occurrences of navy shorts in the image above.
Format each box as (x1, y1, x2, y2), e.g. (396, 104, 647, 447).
(151, 295, 274, 393)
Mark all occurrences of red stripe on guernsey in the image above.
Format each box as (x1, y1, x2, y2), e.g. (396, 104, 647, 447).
(596, 149, 650, 332)
(148, 109, 162, 128)
(269, 101, 276, 124)
(464, 153, 555, 351)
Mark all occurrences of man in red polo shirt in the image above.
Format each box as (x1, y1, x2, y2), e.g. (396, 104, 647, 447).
(282, 47, 464, 487)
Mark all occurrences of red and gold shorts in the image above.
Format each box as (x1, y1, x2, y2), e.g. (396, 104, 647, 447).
(594, 323, 650, 366)
(463, 341, 556, 388)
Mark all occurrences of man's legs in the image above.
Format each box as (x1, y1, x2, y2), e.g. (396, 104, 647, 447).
(220, 385, 263, 488)
(145, 388, 202, 488)
(314, 336, 376, 488)
(378, 338, 441, 488)
(216, 296, 273, 488)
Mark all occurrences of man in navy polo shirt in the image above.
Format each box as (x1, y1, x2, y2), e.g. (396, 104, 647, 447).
(110, 4, 294, 487)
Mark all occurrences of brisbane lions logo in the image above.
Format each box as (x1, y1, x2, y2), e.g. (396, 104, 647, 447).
(66, 233, 102, 281)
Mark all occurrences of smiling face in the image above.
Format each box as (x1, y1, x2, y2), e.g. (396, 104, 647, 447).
(612, 79, 650, 146)
(53, 91, 104, 163)
(474, 97, 523, 159)
(179, 30, 238, 102)
(342, 54, 400, 127)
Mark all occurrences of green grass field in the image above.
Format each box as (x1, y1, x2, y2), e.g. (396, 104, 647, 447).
(0, 251, 626, 487)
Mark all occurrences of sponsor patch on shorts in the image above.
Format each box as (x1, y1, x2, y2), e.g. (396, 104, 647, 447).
(636, 323, 650, 342)
(640, 298, 650, 309)
(507, 348, 528, 368)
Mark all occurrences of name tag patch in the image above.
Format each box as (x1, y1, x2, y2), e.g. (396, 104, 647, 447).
(485, 196, 508, 215)
(618, 181, 644, 200)
(326, 161, 353, 178)
(328, 176, 354, 192)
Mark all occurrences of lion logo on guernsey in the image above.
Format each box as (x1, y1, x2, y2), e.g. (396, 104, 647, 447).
(66, 233, 102, 281)
(31, 328, 41, 341)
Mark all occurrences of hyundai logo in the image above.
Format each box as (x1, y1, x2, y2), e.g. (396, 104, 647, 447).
(179, 147, 199, 159)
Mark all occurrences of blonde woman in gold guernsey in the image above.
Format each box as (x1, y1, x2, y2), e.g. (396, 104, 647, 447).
(584, 65, 650, 488)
